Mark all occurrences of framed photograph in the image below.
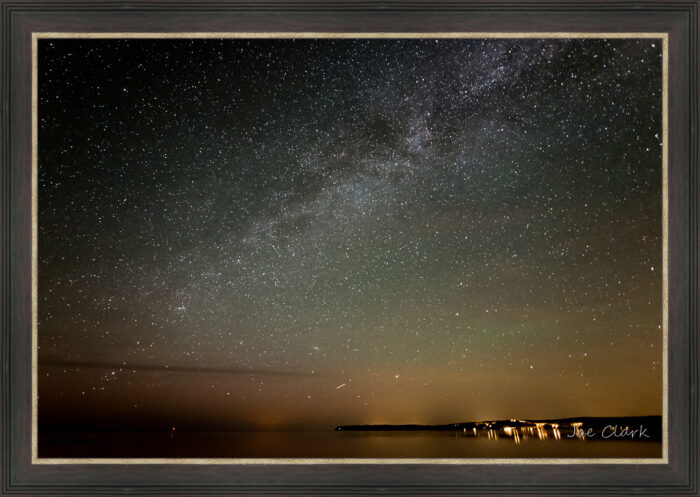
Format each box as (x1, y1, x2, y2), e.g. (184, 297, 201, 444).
(2, 1, 698, 495)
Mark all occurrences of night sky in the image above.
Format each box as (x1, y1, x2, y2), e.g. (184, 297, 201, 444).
(38, 38, 662, 431)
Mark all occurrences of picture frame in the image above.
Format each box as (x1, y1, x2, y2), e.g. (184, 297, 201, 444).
(1, 1, 697, 495)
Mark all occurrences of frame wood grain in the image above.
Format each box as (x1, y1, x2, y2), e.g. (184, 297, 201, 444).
(2, 1, 698, 495)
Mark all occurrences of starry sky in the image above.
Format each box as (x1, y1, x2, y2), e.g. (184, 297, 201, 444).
(38, 38, 663, 431)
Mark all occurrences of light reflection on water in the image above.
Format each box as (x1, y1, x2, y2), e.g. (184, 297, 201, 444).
(459, 421, 578, 444)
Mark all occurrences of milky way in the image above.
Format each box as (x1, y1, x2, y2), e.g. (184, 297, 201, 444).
(38, 38, 662, 430)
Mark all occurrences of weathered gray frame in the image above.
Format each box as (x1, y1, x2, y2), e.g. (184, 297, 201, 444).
(1, 1, 697, 495)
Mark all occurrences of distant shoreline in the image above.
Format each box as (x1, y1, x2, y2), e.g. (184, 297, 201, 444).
(335, 415, 662, 441)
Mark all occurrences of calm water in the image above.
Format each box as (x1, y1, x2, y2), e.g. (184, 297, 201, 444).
(39, 430, 661, 458)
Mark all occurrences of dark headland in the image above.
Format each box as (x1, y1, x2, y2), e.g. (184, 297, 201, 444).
(335, 415, 662, 440)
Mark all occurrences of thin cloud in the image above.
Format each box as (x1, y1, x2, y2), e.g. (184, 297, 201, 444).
(39, 358, 316, 377)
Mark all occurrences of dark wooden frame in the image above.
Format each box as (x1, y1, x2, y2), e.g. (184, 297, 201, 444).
(1, 1, 698, 495)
